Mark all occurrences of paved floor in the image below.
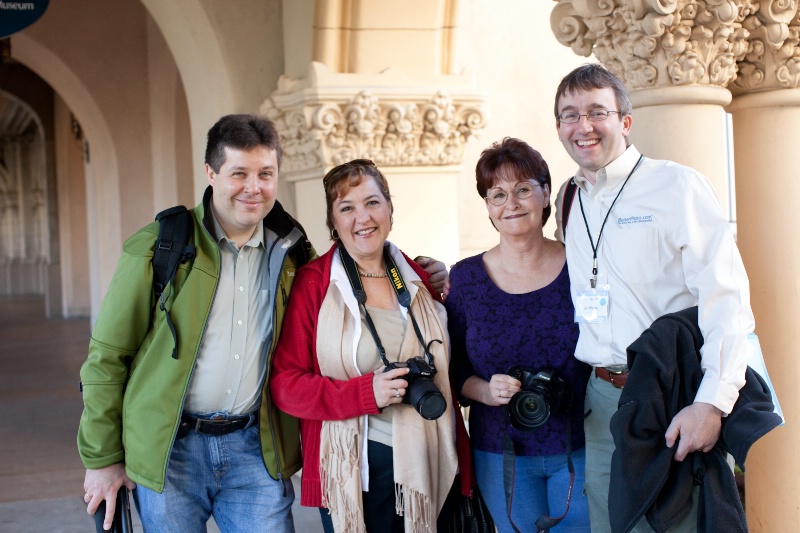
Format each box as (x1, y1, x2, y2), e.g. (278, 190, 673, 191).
(0, 295, 322, 532)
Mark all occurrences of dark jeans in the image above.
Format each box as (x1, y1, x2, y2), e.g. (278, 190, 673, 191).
(318, 440, 456, 532)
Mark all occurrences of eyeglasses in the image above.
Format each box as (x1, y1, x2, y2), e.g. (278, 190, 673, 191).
(323, 159, 376, 187)
(557, 110, 620, 124)
(485, 181, 541, 206)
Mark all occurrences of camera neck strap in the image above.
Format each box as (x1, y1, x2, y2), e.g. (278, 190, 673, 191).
(502, 409, 575, 533)
(337, 244, 435, 367)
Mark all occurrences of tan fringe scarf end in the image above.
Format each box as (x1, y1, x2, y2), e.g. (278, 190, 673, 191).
(395, 482, 435, 533)
(319, 422, 364, 533)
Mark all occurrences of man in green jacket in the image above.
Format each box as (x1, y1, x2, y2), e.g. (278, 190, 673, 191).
(78, 114, 448, 532)
(78, 114, 315, 532)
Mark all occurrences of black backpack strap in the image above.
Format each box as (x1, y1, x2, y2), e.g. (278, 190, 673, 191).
(562, 178, 578, 237)
(153, 206, 196, 359)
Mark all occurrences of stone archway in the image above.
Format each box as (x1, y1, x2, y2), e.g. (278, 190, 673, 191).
(0, 89, 50, 299)
(11, 33, 121, 321)
(10, 0, 196, 320)
(141, 0, 288, 200)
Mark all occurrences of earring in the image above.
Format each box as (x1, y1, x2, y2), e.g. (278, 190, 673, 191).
(331, 228, 340, 240)
(390, 215, 394, 227)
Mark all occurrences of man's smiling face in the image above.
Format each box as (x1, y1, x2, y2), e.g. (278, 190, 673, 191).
(556, 86, 632, 183)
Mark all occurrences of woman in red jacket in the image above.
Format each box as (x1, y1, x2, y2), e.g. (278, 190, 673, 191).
(270, 160, 460, 533)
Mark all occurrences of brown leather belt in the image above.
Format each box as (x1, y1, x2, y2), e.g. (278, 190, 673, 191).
(595, 367, 629, 389)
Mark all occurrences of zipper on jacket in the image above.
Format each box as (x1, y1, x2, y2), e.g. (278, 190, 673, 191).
(278, 472, 287, 497)
(261, 235, 299, 481)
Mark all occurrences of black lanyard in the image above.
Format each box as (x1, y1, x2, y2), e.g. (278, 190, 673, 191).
(337, 244, 436, 366)
(577, 154, 644, 288)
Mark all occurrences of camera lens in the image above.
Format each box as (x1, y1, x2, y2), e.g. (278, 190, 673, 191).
(407, 377, 446, 420)
(509, 391, 550, 431)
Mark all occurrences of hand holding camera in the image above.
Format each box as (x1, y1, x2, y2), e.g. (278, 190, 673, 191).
(506, 366, 570, 432)
(486, 373, 523, 406)
(383, 344, 447, 420)
(373, 366, 409, 408)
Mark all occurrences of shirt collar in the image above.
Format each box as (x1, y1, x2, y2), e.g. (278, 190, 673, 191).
(210, 209, 265, 249)
(574, 145, 642, 194)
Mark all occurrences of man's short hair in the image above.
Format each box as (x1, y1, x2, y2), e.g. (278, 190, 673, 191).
(554, 64, 633, 120)
(205, 114, 282, 173)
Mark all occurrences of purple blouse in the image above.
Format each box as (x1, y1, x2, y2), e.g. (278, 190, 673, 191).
(445, 253, 590, 456)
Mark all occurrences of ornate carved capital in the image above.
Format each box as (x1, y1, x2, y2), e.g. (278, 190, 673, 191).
(731, 0, 800, 93)
(551, 0, 753, 89)
(259, 64, 487, 176)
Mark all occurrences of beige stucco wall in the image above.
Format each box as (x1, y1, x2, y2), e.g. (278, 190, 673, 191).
(449, 1, 590, 261)
(14, 0, 153, 318)
(141, 0, 287, 201)
(53, 95, 90, 318)
(19, 0, 155, 237)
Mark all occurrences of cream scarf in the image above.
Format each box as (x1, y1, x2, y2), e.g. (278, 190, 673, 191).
(316, 253, 457, 533)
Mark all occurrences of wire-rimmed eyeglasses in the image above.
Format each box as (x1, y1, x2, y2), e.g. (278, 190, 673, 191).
(557, 110, 620, 124)
(485, 181, 542, 206)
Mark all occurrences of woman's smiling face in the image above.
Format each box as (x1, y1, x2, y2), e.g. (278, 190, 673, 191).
(331, 176, 393, 265)
(485, 168, 550, 237)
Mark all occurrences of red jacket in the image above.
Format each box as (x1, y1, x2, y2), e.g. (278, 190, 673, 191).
(270, 244, 471, 507)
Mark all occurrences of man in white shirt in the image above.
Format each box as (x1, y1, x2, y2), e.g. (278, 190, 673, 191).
(553, 64, 755, 532)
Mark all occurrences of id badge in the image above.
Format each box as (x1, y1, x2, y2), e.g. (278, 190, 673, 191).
(575, 287, 609, 323)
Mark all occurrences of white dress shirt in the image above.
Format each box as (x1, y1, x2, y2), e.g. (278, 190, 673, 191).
(555, 146, 755, 414)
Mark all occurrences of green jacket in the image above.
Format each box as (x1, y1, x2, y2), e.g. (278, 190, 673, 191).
(78, 187, 316, 492)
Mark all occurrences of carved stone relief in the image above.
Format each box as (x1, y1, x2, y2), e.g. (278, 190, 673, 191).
(732, 0, 800, 92)
(551, 0, 756, 89)
(551, 1, 800, 94)
(260, 90, 487, 174)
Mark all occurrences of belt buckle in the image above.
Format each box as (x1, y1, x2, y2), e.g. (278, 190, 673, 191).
(196, 417, 232, 433)
(604, 365, 628, 388)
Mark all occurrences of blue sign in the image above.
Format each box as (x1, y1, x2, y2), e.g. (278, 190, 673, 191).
(0, 0, 49, 39)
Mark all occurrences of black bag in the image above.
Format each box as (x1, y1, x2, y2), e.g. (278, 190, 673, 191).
(93, 486, 133, 533)
(152, 205, 195, 359)
(450, 485, 495, 533)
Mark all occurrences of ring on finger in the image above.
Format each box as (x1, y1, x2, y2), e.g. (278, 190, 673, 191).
(394, 389, 400, 398)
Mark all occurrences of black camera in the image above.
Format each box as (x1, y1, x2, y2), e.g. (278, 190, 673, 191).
(507, 366, 570, 432)
(386, 354, 446, 420)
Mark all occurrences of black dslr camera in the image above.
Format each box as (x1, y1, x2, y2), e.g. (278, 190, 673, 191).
(507, 366, 570, 432)
(385, 341, 446, 420)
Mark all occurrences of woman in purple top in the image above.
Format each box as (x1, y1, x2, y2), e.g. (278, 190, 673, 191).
(446, 138, 591, 532)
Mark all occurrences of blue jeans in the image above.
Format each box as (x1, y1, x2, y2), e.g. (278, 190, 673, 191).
(474, 447, 590, 533)
(133, 413, 295, 533)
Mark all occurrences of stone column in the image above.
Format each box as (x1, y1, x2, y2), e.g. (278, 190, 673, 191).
(551, 0, 753, 217)
(726, 3, 800, 531)
(260, 63, 486, 261)
(265, 0, 486, 265)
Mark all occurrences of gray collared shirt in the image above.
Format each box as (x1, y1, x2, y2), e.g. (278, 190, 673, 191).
(184, 210, 277, 415)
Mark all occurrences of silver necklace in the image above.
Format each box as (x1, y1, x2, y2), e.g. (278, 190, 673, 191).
(358, 269, 388, 278)
(357, 265, 388, 278)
